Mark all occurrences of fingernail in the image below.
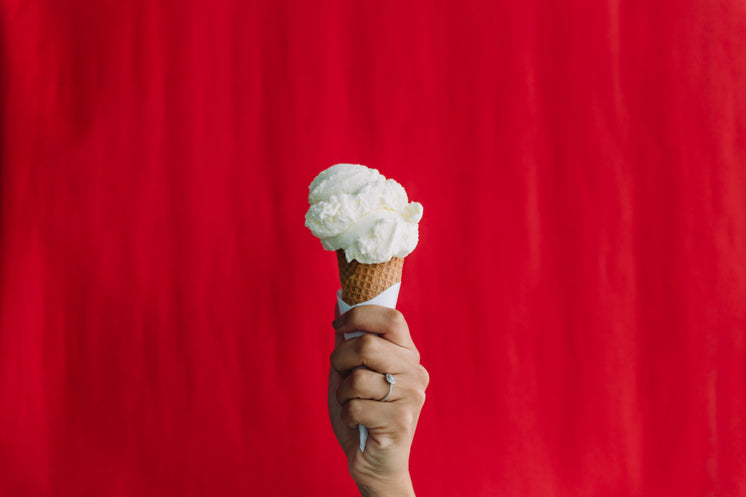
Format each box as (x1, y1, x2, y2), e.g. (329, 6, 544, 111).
(332, 314, 346, 329)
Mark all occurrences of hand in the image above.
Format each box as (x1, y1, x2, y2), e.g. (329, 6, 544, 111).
(328, 305, 429, 497)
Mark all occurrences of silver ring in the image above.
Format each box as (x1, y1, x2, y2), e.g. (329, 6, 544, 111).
(380, 373, 396, 401)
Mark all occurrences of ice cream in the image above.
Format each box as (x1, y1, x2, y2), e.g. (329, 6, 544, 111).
(306, 163, 423, 451)
(305, 163, 423, 265)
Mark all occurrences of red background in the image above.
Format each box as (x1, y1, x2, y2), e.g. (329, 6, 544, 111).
(2, 1, 745, 496)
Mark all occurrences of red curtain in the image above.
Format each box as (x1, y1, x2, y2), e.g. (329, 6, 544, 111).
(2, 1, 745, 496)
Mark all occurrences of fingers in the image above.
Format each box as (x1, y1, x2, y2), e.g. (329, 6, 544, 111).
(336, 369, 393, 404)
(340, 399, 419, 440)
(335, 368, 401, 404)
(330, 333, 416, 375)
(333, 305, 417, 352)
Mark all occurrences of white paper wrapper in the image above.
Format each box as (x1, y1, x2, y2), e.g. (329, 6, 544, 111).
(337, 282, 401, 452)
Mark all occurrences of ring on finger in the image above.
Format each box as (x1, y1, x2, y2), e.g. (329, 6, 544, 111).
(380, 373, 396, 402)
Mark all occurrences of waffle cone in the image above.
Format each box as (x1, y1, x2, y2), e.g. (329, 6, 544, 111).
(336, 250, 404, 305)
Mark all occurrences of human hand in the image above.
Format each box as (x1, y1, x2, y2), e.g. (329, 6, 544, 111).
(328, 305, 429, 497)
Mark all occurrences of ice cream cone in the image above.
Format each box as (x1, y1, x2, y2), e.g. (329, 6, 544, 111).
(336, 250, 404, 305)
(307, 164, 421, 453)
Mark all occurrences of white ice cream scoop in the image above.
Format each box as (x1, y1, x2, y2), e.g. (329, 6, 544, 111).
(305, 163, 423, 264)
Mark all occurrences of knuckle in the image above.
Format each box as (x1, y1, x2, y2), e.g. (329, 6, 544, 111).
(345, 399, 364, 421)
(413, 389, 427, 408)
(329, 349, 340, 370)
(349, 368, 368, 391)
(346, 305, 362, 322)
(410, 347, 421, 364)
(418, 365, 430, 388)
(386, 309, 407, 331)
(393, 407, 415, 435)
(356, 333, 379, 358)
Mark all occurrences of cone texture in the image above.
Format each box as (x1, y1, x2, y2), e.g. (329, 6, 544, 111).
(336, 250, 404, 305)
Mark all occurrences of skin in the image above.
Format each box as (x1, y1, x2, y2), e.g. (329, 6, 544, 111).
(329, 305, 430, 497)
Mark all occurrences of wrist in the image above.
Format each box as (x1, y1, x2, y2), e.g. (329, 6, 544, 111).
(356, 474, 415, 497)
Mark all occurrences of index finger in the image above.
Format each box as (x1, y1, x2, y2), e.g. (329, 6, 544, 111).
(333, 305, 417, 353)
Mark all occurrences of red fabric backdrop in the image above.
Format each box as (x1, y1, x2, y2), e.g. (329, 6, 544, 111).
(2, 1, 745, 496)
